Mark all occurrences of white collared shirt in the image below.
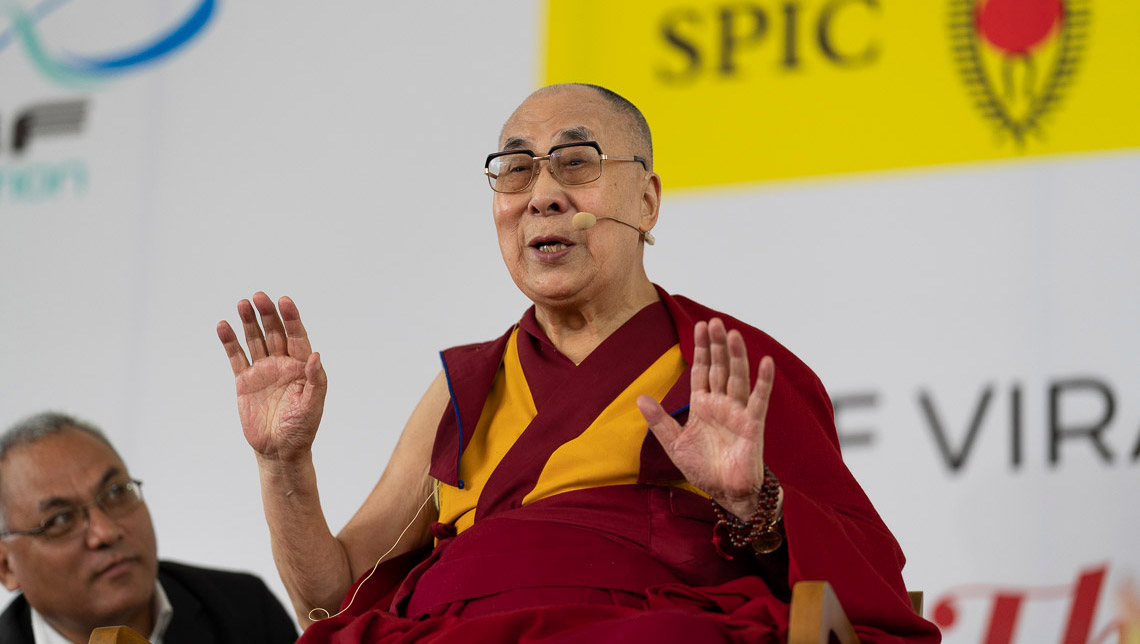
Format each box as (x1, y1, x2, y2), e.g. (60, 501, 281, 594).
(30, 580, 173, 644)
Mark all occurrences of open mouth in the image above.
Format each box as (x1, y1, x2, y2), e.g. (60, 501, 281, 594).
(535, 241, 570, 253)
(530, 236, 574, 254)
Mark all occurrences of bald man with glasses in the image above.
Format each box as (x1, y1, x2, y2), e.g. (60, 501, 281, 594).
(218, 84, 939, 643)
(0, 412, 298, 644)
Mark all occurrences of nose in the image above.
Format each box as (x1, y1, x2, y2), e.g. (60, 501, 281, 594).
(83, 505, 124, 548)
(526, 160, 570, 218)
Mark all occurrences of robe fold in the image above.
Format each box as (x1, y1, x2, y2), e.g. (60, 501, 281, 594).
(297, 286, 941, 643)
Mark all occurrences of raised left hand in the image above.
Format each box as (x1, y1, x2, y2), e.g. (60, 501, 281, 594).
(636, 318, 775, 520)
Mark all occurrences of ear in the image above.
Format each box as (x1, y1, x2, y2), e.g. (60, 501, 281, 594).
(639, 172, 662, 233)
(0, 542, 21, 592)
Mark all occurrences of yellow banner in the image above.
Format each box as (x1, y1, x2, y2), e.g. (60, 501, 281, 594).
(542, 0, 1140, 188)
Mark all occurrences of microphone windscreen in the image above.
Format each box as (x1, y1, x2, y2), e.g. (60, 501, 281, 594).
(572, 212, 597, 230)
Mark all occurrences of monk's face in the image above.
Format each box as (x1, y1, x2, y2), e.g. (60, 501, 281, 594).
(493, 86, 660, 311)
(0, 429, 158, 634)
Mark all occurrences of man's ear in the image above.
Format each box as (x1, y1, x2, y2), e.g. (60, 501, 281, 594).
(639, 172, 662, 233)
(0, 542, 21, 592)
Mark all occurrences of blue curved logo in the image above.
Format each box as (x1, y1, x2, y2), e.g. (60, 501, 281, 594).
(0, 0, 216, 89)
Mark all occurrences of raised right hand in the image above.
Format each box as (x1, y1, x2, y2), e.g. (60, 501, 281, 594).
(217, 292, 327, 461)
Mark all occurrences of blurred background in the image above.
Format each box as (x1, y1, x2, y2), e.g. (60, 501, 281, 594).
(2, 1, 1137, 641)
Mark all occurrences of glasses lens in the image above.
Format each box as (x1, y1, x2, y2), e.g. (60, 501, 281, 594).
(488, 153, 535, 192)
(100, 481, 143, 517)
(41, 508, 82, 539)
(550, 145, 601, 185)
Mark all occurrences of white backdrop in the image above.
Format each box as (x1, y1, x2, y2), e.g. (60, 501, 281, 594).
(2, 2, 1137, 642)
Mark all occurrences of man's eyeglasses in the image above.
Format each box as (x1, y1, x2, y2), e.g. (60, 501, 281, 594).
(484, 141, 647, 193)
(0, 479, 145, 540)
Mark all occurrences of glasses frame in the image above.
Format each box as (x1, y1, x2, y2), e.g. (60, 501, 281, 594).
(0, 479, 145, 540)
(484, 141, 648, 193)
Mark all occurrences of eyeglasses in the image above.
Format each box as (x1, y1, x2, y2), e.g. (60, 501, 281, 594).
(484, 141, 647, 193)
(0, 479, 145, 540)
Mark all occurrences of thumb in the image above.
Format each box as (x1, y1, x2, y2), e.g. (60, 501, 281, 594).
(637, 394, 682, 448)
(302, 352, 328, 406)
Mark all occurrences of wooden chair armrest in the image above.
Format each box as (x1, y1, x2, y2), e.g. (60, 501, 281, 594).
(908, 591, 924, 615)
(788, 581, 862, 644)
(89, 626, 153, 644)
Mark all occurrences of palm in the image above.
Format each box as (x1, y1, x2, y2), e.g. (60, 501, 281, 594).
(637, 318, 774, 519)
(235, 355, 316, 455)
(218, 293, 328, 461)
(669, 390, 764, 502)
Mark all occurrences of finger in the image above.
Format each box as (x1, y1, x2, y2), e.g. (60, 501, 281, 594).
(726, 329, 751, 402)
(746, 356, 776, 422)
(279, 296, 313, 358)
(691, 321, 710, 394)
(216, 320, 250, 376)
(301, 352, 328, 409)
(637, 394, 683, 448)
(253, 291, 288, 356)
(238, 298, 269, 361)
(707, 318, 729, 394)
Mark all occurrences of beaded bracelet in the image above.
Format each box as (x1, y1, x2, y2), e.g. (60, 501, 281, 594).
(712, 465, 783, 555)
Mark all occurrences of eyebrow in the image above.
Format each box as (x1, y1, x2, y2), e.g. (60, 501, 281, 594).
(36, 467, 123, 512)
(500, 126, 595, 154)
(554, 126, 593, 144)
(501, 137, 531, 152)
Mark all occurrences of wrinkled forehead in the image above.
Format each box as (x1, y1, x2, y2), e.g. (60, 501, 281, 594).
(498, 88, 628, 152)
(0, 431, 126, 510)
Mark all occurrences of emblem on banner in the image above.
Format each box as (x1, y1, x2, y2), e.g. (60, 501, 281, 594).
(0, 0, 216, 89)
(950, 0, 1089, 147)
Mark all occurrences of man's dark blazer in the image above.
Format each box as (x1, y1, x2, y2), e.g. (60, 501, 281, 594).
(0, 560, 298, 644)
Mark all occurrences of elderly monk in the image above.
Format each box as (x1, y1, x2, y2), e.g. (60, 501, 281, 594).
(217, 83, 940, 643)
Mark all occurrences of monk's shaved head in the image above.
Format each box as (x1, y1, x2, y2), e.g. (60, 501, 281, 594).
(503, 83, 654, 169)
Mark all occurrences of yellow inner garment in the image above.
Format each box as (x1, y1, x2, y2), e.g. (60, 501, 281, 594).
(437, 328, 699, 534)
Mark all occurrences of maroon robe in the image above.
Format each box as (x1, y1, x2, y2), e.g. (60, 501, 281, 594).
(297, 287, 941, 643)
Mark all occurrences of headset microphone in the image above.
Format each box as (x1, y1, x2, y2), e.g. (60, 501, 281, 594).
(572, 212, 656, 245)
